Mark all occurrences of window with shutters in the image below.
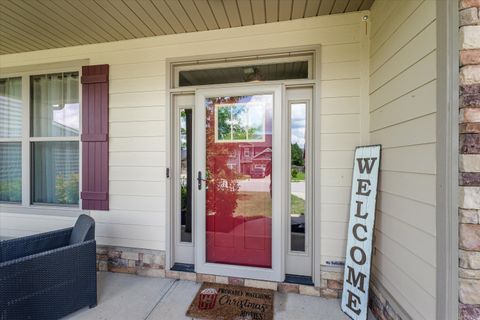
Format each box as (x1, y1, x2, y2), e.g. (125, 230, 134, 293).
(0, 68, 81, 208)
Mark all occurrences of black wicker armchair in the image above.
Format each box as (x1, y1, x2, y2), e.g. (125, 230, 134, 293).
(0, 214, 97, 320)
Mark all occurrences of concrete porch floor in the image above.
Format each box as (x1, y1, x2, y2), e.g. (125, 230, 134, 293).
(64, 272, 376, 320)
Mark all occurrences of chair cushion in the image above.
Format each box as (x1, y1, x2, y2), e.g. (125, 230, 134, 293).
(69, 214, 95, 244)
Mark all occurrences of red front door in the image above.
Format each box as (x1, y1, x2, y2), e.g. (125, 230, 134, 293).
(204, 94, 273, 268)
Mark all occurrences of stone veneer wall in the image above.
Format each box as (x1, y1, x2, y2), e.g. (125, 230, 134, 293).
(459, 1, 480, 319)
(369, 281, 407, 320)
(368, 280, 406, 320)
(96, 245, 166, 277)
(96, 245, 343, 298)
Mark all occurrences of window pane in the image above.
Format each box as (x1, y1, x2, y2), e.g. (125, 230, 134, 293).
(180, 109, 192, 242)
(0, 77, 22, 138)
(290, 103, 307, 252)
(179, 60, 309, 87)
(32, 141, 79, 205)
(0, 143, 21, 203)
(214, 97, 266, 143)
(31, 72, 79, 137)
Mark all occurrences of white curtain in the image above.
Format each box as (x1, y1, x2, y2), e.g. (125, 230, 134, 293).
(31, 72, 79, 137)
(33, 141, 79, 205)
(31, 72, 79, 205)
(0, 77, 22, 202)
(0, 77, 22, 137)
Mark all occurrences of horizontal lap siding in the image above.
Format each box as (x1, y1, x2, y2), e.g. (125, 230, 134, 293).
(369, 1, 436, 319)
(318, 37, 364, 265)
(0, 13, 366, 257)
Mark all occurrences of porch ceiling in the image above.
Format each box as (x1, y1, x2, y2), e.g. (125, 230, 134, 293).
(0, 0, 374, 55)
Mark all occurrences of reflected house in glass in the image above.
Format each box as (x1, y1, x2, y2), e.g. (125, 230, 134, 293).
(226, 145, 272, 178)
(213, 96, 273, 178)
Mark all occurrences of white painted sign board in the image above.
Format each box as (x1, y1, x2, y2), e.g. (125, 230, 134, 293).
(341, 145, 381, 320)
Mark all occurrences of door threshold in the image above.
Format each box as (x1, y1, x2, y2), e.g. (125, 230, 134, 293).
(171, 263, 195, 273)
(284, 274, 314, 286)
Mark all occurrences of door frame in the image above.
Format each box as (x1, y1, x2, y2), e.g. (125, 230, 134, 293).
(194, 84, 284, 282)
(165, 45, 323, 284)
(285, 86, 314, 276)
(436, 0, 459, 319)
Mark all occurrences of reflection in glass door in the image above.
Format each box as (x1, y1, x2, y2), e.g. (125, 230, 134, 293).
(290, 102, 307, 252)
(204, 95, 273, 268)
(173, 94, 195, 265)
(180, 109, 193, 243)
(285, 86, 313, 278)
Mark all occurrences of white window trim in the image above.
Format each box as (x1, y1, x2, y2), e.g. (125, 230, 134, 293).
(173, 103, 195, 251)
(0, 65, 83, 211)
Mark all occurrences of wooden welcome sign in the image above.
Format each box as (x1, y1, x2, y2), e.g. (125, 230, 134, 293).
(341, 145, 381, 320)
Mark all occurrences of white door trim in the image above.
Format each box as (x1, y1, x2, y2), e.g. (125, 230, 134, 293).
(194, 85, 284, 282)
(285, 86, 314, 276)
(171, 94, 195, 264)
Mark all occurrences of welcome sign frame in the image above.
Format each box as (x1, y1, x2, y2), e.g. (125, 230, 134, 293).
(341, 145, 381, 320)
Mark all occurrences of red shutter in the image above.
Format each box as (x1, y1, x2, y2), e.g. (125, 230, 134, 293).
(81, 64, 109, 210)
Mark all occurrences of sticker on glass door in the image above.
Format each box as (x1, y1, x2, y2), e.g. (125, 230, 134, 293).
(204, 94, 273, 268)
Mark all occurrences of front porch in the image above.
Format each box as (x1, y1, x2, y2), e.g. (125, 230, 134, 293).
(0, 0, 467, 319)
(66, 272, 375, 320)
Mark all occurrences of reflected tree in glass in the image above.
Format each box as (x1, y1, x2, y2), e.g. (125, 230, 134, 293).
(180, 109, 192, 242)
(290, 103, 307, 252)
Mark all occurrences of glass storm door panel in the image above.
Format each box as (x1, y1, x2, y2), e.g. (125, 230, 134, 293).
(204, 94, 273, 268)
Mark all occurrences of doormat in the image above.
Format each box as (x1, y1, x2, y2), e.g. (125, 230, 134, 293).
(186, 282, 274, 320)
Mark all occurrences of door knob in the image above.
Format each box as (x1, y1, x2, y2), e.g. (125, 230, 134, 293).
(197, 171, 207, 190)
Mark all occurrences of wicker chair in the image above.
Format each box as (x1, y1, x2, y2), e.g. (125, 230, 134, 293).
(0, 214, 97, 320)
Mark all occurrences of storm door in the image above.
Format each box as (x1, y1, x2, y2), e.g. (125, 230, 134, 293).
(194, 85, 283, 281)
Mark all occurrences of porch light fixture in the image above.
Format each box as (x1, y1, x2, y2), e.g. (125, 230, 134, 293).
(244, 67, 264, 82)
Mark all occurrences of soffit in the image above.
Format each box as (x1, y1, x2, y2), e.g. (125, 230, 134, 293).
(0, 0, 374, 55)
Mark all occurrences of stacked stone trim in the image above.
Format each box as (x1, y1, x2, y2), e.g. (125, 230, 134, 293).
(167, 270, 343, 298)
(369, 282, 404, 320)
(459, 1, 480, 319)
(96, 245, 344, 298)
(96, 245, 166, 277)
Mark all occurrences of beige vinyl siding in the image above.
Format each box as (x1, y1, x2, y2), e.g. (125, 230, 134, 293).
(369, 1, 436, 319)
(318, 31, 367, 264)
(318, 45, 366, 265)
(0, 12, 367, 264)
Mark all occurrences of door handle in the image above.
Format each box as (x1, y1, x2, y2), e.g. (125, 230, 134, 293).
(197, 171, 207, 190)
